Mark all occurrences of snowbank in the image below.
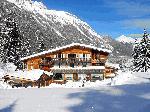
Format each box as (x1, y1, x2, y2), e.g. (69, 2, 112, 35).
(0, 68, 5, 78)
(46, 79, 112, 88)
(111, 72, 133, 85)
(105, 62, 120, 69)
(111, 71, 150, 86)
(0, 63, 16, 78)
(0, 81, 12, 89)
(7, 69, 45, 81)
(3, 63, 17, 72)
(134, 72, 150, 79)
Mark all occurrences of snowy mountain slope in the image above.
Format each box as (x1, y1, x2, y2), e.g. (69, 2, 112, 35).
(103, 35, 133, 57)
(0, 0, 111, 56)
(116, 35, 135, 43)
(116, 35, 142, 44)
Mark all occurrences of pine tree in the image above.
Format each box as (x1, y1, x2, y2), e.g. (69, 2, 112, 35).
(0, 17, 31, 69)
(39, 41, 46, 52)
(22, 37, 31, 57)
(132, 29, 150, 72)
(36, 36, 46, 53)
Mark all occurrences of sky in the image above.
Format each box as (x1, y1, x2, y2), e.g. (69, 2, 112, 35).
(37, 0, 150, 38)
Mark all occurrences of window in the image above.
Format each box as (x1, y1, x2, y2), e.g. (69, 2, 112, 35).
(42, 57, 52, 63)
(70, 63, 74, 68)
(68, 54, 76, 68)
(66, 77, 72, 80)
(83, 54, 85, 58)
(53, 73, 63, 80)
(79, 54, 83, 58)
(68, 54, 76, 58)
(82, 62, 87, 67)
(87, 54, 90, 58)
(58, 53, 61, 58)
(24, 62, 27, 69)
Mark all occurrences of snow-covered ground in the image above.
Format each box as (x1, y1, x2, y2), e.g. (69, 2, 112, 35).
(0, 83, 150, 112)
(0, 63, 150, 112)
(0, 68, 150, 89)
(0, 71, 150, 112)
(44, 71, 150, 88)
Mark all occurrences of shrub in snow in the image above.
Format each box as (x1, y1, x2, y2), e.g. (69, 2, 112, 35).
(132, 29, 150, 72)
(0, 68, 5, 79)
(1, 63, 17, 73)
(111, 71, 133, 85)
(0, 63, 16, 78)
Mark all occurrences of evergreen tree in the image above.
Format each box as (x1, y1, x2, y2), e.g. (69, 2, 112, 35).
(39, 41, 46, 52)
(0, 17, 31, 69)
(132, 29, 150, 72)
(22, 37, 31, 57)
(36, 36, 46, 53)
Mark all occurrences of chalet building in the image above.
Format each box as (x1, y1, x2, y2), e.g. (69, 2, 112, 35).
(21, 43, 112, 82)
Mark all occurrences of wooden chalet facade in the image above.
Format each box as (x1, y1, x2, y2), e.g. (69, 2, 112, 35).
(21, 43, 112, 82)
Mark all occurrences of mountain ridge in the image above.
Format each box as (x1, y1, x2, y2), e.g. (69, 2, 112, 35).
(0, 0, 134, 64)
(0, 0, 112, 54)
(116, 35, 135, 43)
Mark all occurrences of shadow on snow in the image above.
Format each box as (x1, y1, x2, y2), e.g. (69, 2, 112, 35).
(67, 83, 150, 112)
(0, 100, 17, 112)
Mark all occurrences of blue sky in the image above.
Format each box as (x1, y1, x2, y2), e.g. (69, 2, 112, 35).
(37, 0, 150, 38)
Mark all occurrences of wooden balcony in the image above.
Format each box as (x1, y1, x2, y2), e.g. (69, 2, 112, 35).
(39, 58, 105, 70)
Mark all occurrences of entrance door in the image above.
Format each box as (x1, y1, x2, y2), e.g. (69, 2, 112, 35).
(73, 73, 78, 81)
(86, 73, 91, 81)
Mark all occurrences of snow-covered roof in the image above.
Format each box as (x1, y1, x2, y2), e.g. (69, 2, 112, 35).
(5, 69, 45, 81)
(105, 62, 120, 69)
(21, 43, 111, 61)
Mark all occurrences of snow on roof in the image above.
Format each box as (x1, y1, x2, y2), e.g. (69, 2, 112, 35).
(21, 43, 111, 61)
(5, 69, 45, 81)
(105, 62, 120, 69)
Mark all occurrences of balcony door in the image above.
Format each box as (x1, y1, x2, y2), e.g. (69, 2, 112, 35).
(68, 54, 76, 67)
(68, 54, 76, 59)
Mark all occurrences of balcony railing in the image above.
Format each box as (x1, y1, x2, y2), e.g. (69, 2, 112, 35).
(39, 58, 105, 68)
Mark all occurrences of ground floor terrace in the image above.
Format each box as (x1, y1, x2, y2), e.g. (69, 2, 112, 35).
(51, 66, 105, 82)
(2, 66, 108, 88)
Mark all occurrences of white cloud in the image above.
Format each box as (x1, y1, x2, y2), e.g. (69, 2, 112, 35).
(102, 0, 150, 29)
(123, 19, 150, 29)
(104, 0, 150, 17)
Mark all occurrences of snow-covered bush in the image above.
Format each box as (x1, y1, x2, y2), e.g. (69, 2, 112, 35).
(0, 68, 4, 79)
(111, 71, 133, 85)
(0, 63, 17, 78)
(1, 63, 17, 73)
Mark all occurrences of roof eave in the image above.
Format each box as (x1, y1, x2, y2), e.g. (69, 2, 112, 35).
(21, 43, 111, 61)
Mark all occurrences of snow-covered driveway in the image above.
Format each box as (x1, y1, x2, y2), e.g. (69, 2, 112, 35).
(0, 84, 150, 112)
